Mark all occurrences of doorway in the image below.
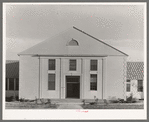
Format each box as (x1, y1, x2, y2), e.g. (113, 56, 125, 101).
(66, 76, 80, 99)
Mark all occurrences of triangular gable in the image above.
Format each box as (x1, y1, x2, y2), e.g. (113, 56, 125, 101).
(18, 27, 128, 56)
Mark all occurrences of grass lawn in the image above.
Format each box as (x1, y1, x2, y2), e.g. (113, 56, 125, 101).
(82, 104, 144, 109)
(6, 102, 144, 109)
(5, 102, 58, 109)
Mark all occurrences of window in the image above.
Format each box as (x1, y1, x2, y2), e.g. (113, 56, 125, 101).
(126, 80, 131, 92)
(16, 78, 19, 90)
(90, 74, 97, 90)
(9, 78, 14, 90)
(69, 59, 77, 71)
(48, 74, 55, 90)
(90, 60, 98, 71)
(49, 59, 55, 70)
(6, 78, 8, 90)
(68, 39, 79, 46)
(138, 80, 143, 92)
(126, 84, 131, 92)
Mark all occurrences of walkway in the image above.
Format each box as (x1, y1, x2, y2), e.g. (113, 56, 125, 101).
(57, 104, 83, 109)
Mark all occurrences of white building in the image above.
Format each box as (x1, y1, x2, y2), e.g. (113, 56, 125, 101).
(18, 27, 128, 100)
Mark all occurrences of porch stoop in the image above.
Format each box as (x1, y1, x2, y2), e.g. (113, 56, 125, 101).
(50, 99, 105, 105)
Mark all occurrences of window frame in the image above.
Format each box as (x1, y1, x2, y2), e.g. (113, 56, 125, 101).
(9, 78, 15, 90)
(126, 79, 131, 92)
(126, 84, 131, 92)
(15, 78, 19, 90)
(48, 59, 56, 70)
(90, 74, 97, 91)
(69, 59, 77, 71)
(90, 60, 98, 71)
(138, 80, 143, 92)
(68, 39, 79, 46)
(48, 74, 56, 90)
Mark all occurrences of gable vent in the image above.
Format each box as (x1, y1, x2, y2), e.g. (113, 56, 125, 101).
(68, 38, 79, 46)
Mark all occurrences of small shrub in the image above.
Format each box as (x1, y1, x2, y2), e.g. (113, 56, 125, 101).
(94, 98, 98, 105)
(36, 99, 43, 104)
(126, 94, 133, 103)
(139, 98, 144, 100)
(123, 101, 127, 103)
(47, 99, 51, 103)
(126, 93, 138, 103)
(82, 99, 85, 105)
(118, 98, 124, 103)
(47, 99, 51, 104)
(15, 96, 19, 101)
(89, 102, 96, 105)
(131, 98, 137, 103)
(103, 99, 108, 105)
(29, 99, 35, 102)
(108, 98, 124, 103)
(109, 99, 119, 103)
(6, 96, 14, 102)
(95, 98, 98, 102)
(42, 99, 50, 104)
(40, 98, 45, 104)
(19, 98, 25, 102)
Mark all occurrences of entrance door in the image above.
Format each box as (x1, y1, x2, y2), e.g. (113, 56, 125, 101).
(66, 76, 80, 98)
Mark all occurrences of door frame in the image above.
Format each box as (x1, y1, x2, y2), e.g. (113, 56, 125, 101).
(65, 76, 80, 99)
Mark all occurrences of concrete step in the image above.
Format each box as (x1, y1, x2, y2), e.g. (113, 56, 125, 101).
(50, 99, 105, 105)
(51, 99, 83, 103)
(56, 102, 83, 105)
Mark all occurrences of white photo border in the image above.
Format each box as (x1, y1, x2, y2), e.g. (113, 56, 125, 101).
(2, 2, 147, 120)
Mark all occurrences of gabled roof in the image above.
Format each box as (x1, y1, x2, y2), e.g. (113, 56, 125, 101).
(6, 60, 19, 78)
(18, 26, 128, 56)
(127, 62, 144, 80)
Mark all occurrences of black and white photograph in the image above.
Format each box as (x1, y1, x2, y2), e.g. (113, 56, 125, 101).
(3, 2, 147, 120)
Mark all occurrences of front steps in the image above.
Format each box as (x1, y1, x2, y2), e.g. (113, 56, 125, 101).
(51, 99, 83, 104)
(50, 99, 105, 105)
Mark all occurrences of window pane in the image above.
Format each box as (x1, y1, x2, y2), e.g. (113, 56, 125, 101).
(15, 78, 19, 90)
(6, 78, 8, 90)
(90, 74, 97, 90)
(138, 80, 143, 92)
(49, 59, 55, 70)
(126, 84, 130, 92)
(90, 60, 97, 71)
(69, 39, 79, 46)
(69, 59, 76, 71)
(9, 78, 14, 90)
(48, 74, 55, 90)
(127, 80, 130, 82)
(48, 82, 55, 90)
(90, 82, 97, 90)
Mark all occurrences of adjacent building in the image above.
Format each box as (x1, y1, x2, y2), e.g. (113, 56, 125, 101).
(6, 60, 19, 98)
(126, 62, 144, 99)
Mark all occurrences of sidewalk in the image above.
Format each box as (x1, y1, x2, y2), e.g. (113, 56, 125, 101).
(57, 104, 83, 109)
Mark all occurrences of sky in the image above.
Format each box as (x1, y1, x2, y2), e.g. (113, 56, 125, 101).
(5, 3, 145, 61)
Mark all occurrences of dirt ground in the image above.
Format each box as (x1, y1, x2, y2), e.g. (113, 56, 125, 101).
(5, 101, 58, 109)
(5, 101, 144, 109)
(81, 104, 144, 109)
